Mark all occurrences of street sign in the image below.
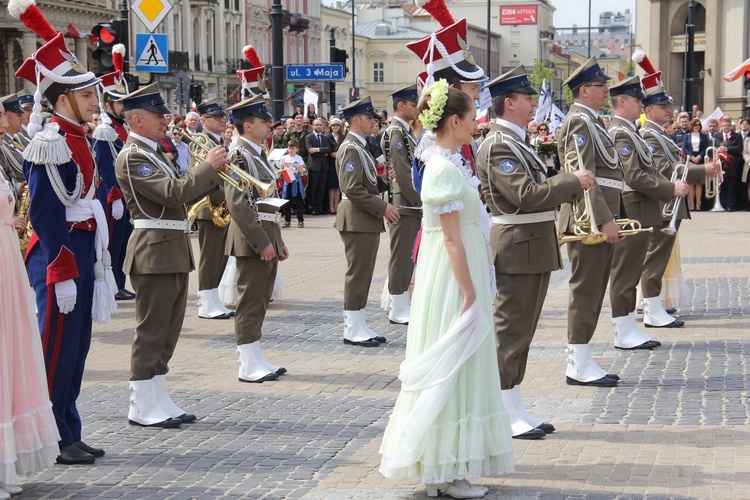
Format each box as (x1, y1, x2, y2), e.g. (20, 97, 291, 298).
(285, 64, 345, 82)
(131, 0, 173, 33)
(135, 33, 168, 73)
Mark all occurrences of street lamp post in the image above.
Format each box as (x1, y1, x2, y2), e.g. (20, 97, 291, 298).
(270, 0, 284, 120)
(683, 0, 696, 112)
(351, 0, 356, 101)
(486, 0, 491, 77)
(587, 0, 591, 58)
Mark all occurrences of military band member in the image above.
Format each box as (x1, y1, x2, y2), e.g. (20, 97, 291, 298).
(381, 84, 420, 325)
(225, 95, 289, 382)
(0, 94, 26, 186)
(633, 51, 719, 328)
(477, 66, 591, 439)
(607, 76, 687, 349)
(557, 57, 624, 387)
(115, 83, 227, 428)
(16, 91, 34, 146)
(336, 96, 400, 346)
(93, 46, 135, 301)
(11, 0, 117, 464)
(192, 98, 235, 319)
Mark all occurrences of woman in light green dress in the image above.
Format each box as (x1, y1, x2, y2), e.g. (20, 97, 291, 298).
(379, 82, 514, 499)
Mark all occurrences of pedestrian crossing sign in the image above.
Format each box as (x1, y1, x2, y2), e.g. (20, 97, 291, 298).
(135, 33, 169, 73)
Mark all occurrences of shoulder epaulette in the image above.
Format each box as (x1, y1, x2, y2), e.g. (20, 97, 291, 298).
(92, 122, 118, 142)
(22, 123, 72, 166)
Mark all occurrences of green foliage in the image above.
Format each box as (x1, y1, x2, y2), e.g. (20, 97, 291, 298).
(528, 59, 555, 96)
(624, 59, 635, 77)
(563, 86, 573, 107)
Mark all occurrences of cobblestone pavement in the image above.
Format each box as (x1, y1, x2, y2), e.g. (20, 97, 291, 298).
(18, 212, 750, 499)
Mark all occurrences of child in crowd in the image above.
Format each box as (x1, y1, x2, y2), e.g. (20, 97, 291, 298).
(280, 139, 306, 228)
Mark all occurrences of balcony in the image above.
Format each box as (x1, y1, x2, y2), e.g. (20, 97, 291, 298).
(169, 51, 190, 71)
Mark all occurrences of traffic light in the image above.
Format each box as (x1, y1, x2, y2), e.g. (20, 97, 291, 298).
(123, 73, 139, 93)
(92, 21, 124, 73)
(189, 83, 203, 105)
(334, 48, 349, 75)
(744, 70, 750, 91)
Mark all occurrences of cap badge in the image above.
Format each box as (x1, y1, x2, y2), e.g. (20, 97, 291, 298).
(457, 35, 476, 67)
(61, 49, 86, 74)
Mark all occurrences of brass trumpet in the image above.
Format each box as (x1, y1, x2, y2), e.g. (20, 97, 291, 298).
(662, 161, 689, 235)
(704, 147, 723, 200)
(175, 127, 273, 198)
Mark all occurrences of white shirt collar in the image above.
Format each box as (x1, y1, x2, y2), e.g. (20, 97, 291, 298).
(613, 114, 637, 131)
(496, 118, 526, 141)
(644, 119, 665, 132)
(239, 136, 262, 155)
(130, 132, 159, 151)
(575, 102, 600, 118)
(393, 115, 411, 132)
(348, 131, 367, 146)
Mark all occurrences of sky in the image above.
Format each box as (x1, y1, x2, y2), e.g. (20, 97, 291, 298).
(550, 0, 637, 29)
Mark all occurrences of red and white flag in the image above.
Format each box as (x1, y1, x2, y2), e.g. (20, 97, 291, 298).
(723, 57, 750, 82)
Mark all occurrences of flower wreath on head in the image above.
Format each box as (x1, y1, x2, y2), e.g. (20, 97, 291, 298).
(418, 79, 449, 131)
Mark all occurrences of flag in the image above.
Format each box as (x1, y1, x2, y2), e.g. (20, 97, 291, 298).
(303, 87, 319, 115)
(548, 104, 566, 136)
(476, 107, 488, 124)
(723, 57, 750, 82)
(701, 106, 724, 130)
(534, 79, 551, 125)
(616, 70, 626, 81)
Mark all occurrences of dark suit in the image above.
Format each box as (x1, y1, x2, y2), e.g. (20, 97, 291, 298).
(713, 130, 743, 210)
(681, 132, 710, 162)
(305, 132, 332, 213)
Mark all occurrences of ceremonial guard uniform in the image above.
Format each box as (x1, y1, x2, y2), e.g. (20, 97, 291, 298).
(607, 76, 673, 349)
(115, 83, 222, 428)
(92, 45, 135, 301)
(477, 66, 585, 439)
(634, 51, 709, 328)
(557, 57, 623, 387)
(225, 95, 288, 382)
(11, 0, 117, 464)
(336, 97, 393, 347)
(380, 85, 420, 324)
(192, 98, 234, 320)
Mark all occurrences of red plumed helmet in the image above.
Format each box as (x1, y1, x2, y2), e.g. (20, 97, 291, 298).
(7, 0, 58, 42)
(112, 44, 125, 77)
(415, 0, 455, 28)
(632, 48, 657, 75)
(243, 45, 262, 68)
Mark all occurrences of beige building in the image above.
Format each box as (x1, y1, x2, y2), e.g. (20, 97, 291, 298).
(635, 0, 750, 117)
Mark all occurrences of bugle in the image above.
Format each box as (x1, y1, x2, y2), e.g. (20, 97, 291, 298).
(704, 147, 720, 199)
(662, 161, 689, 235)
(557, 140, 606, 245)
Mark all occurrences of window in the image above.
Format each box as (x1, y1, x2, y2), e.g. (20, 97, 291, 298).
(373, 62, 384, 83)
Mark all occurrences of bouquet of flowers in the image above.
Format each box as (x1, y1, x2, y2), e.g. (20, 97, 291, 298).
(535, 136, 557, 157)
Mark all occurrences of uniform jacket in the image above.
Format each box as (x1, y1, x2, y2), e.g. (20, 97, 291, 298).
(711, 130, 744, 177)
(225, 137, 284, 257)
(1, 133, 25, 184)
(477, 121, 582, 274)
(381, 117, 421, 217)
(556, 102, 624, 233)
(609, 116, 674, 228)
(304, 131, 333, 172)
(115, 134, 219, 274)
(188, 130, 226, 221)
(15, 128, 31, 148)
(334, 133, 388, 233)
(92, 116, 127, 205)
(23, 115, 99, 284)
(641, 120, 703, 220)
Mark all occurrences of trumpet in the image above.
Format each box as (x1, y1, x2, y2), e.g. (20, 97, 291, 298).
(175, 127, 273, 198)
(704, 147, 720, 198)
(662, 161, 689, 235)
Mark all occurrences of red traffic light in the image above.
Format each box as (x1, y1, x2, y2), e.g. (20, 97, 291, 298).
(744, 70, 750, 79)
(99, 27, 116, 44)
(92, 23, 118, 46)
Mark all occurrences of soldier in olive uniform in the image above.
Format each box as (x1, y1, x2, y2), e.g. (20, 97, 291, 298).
(557, 57, 625, 387)
(16, 91, 33, 147)
(380, 84, 420, 325)
(607, 76, 687, 349)
(192, 98, 234, 320)
(634, 53, 720, 328)
(0, 94, 26, 186)
(335, 96, 401, 346)
(477, 66, 592, 439)
(225, 95, 289, 383)
(116, 83, 228, 428)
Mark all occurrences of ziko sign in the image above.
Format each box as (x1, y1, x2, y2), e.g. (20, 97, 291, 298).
(500, 5, 538, 25)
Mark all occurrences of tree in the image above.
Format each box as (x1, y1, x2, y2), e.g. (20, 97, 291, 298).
(528, 59, 555, 95)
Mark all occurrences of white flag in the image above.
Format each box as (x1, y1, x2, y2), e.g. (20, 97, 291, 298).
(304, 88, 319, 115)
(701, 106, 724, 130)
(548, 104, 566, 136)
(534, 79, 551, 125)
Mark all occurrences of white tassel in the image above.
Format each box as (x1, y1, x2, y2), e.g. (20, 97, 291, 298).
(92, 122, 118, 142)
(102, 249, 119, 300)
(218, 256, 238, 307)
(92, 261, 112, 323)
(23, 123, 73, 165)
(380, 276, 391, 311)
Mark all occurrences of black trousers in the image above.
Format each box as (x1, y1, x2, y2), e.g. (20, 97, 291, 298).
(283, 192, 305, 222)
(306, 168, 328, 213)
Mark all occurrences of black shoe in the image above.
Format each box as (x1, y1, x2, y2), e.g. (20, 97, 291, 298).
(644, 319, 684, 328)
(57, 445, 95, 465)
(615, 340, 660, 350)
(665, 308, 677, 315)
(536, 422, 555, 434)
(566, 376, 618, 387)
(128, 418, 182, 428)
(605, 373, 620, 381)
(371, 336, 387, 343)
(176, 413, 197, 423)
(239, 372, 280, 383)
(199, 312, 233, 320)
(512, 428, 546, 440)
(74, 441, 104, 457)
(114, 290, 134, 300)
(343, 338, 380, 347)
(389, 319, 408, 325)
(275, 367, 288, 375)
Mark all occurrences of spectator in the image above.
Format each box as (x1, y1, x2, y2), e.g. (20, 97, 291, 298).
(327, 117, 346, 214)
(378, 109, 388, 124)
(706, 118, 720, 136)
(692, 104, 700, 118)
(366, 118, 384, 160)
(223, 123, 235, 145)
(742, 118, 750, 208)
(601, 115, 611, 129)
(527, 120, 538, 138)
(271, 121, 287, 149)
(171, 128, 189, 175)
(284, 118, 294, 132)
(286, 112, 310, 163)
(306, 103, 317, 121)
(714, 116, 744, 211)
(184, 111, 201, 134)
(682, 118, 710, 210)
(304, 117, 333, 215)
(280, 139, 307, 228)
(672, 112, 690, 145)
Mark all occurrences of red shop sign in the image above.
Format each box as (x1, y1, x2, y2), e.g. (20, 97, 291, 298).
(500, 5, 538, 25)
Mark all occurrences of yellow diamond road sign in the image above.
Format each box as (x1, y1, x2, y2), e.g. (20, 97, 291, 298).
(131, 0, 173, 33)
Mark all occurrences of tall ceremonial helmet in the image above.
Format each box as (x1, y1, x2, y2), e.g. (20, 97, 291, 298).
(94, 44, 128, 142)
(8, 0, 99, 137)
(632, 49, 673, 107)
(237, 45, 269, 99)
(407, 0, 486, 90)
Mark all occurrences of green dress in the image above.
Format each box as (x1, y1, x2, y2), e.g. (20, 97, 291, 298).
(379, 147, 514, 484)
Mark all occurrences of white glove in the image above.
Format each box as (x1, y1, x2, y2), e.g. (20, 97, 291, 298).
(55, 279, 77, 314)
(111, 199, 124, 220)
